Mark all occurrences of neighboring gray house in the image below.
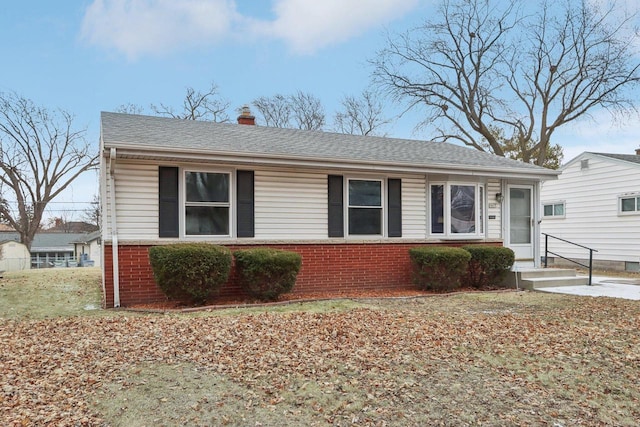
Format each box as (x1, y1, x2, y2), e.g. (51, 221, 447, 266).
(540, 151, 640, 272)
(0, 232, 94, 268)
(100, 110, 559, 307)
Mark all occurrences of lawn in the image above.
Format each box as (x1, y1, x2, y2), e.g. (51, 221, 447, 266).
(0, 267, 103, 319)
(1, 268, 639, 426)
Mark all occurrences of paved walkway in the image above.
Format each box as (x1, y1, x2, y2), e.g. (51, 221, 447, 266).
(537, 275, 640, 300)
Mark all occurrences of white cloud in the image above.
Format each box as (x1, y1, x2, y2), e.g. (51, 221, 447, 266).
(250, 0, 420, 54)
(80, 0, 420, 58)
(80, 0, 239, 59)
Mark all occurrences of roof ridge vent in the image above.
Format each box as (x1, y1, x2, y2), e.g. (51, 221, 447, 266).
(581, 159, 589, 170)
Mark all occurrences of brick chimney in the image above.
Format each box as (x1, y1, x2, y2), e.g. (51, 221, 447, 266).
(636, 147, 640, 155)
(237, 105, 255, 125)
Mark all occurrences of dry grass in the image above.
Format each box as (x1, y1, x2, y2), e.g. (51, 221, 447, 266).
(1, 268, 639, 426)
(0, 267, 103, 319)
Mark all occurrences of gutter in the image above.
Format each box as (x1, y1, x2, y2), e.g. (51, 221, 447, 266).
(109, 147, 120, 307)
(109, 146, 560, 180)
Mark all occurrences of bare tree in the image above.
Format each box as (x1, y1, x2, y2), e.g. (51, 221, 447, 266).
(0, 92, 99, 250)
(290, 91, 325, 130)
(333, 90, 391, 136)
(373, 0, 640, 166)
(252, 94, 292, 127)
(115, 103, 146, 115)
(44, 210, 75, 232)
(82, 194, 101, 229)
(0, 197, 9, 225)
(252, 91, 326, 130)
(151, 82, 230, 122)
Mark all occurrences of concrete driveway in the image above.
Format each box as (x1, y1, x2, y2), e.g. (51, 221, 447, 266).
(537, 276, 640, 300)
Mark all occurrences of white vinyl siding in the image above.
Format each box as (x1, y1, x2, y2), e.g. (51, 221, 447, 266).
(254, 170, 327, 239)
(103, 162, 522, 244)
(402, 176, 427, 239)
(540, 154, 640, 262)
(254, 171, 429, 240)
(487, 179, 502, 239)
(105, 166, 433, 241)
(104, 161, 159, 240)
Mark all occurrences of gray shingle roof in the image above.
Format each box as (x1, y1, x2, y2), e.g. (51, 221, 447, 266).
(71, 230, 101, 244)
(101, 112, 557, 176)
(592, 152, 640, 165)
(0, 232, 86, 252)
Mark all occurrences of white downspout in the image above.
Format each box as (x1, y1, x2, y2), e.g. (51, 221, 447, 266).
(109, 147, 120, 307)
(534, 180, 542, 268)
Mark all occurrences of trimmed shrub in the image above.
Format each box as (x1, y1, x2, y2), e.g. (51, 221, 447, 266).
(463, 245, 515, 288)
(234, 248, 302, 302)
(148, 243, 232, 305)
(409, 246, 471, 292)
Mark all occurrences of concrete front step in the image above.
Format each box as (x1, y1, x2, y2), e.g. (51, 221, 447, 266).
(521, 276, 590, 289)
(514, 268, 590, 290)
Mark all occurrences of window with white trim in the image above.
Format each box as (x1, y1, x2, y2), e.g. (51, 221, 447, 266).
(543, 202, 565, 218)
(619, 194, 640, 215)
(430, 182, 485, 237)
(184, 171, 230, 235)
(348, 179, 383, 236)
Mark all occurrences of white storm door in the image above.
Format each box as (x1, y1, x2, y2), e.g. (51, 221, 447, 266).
(508, 185, 534, 261)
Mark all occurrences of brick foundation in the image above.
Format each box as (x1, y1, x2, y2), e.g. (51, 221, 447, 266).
(102, 241, 500, 308)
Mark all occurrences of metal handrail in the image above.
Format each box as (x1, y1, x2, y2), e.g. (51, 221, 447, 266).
(543, 233, 598, 285)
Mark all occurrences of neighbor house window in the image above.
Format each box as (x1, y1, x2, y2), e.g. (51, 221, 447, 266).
(430, 183, 485, 237)
(619, 194, 640, 215)
(184, 171, 230, 235)
(543, 202, 565, 218)
(348, 179, 383, 235)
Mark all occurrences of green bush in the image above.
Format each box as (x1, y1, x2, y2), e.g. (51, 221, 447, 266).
(463, 245, 515, 288)
(409, 246, 471, 292)
(234, 248, 302, 302)
(148, 243, 232, 305)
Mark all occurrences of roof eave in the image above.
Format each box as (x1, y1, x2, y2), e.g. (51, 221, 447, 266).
(104, 143, 560, 180)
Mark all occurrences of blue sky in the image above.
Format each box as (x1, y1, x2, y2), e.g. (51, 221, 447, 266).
(1, 0, 639, 221)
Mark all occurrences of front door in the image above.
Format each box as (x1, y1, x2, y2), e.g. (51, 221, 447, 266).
(507, 185, 534, 262)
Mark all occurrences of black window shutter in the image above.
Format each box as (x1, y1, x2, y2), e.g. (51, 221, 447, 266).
(388, 178, 402, 237)
(158, 166, 179, 238)
(328, 175, 344, 237)
(237, 170, 255, 238)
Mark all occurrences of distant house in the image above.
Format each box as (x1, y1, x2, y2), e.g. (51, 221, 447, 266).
(100, 110, 559, 308)
(0, 240, 30, 272)
(45, 219, 99, 234)
(72, 230, 101, 267)
(0, 232, 90, 268)
(540, 151, 640, 272)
